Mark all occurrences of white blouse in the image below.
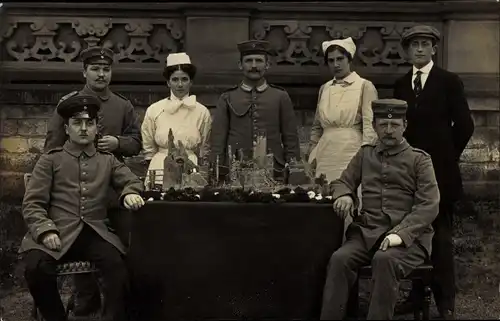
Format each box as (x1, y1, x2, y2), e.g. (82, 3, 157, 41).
(141, 93, 212, 167)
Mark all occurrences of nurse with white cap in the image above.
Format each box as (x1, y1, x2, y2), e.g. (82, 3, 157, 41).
(308, 37, 379, 237)
(141, 52, 212, 188)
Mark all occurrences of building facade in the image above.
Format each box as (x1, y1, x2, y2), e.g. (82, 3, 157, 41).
(0, 1, 498, 200)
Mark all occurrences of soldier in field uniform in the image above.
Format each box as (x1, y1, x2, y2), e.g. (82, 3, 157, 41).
(21, 94, 144, 321)
(44, 46, 142, 317)
(320, 99, 440, 320)
(210, 40, 301, 182)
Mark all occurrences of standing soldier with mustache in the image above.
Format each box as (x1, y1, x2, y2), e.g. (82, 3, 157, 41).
(210, 40, 301, 182)
(44, 46, 142, 317)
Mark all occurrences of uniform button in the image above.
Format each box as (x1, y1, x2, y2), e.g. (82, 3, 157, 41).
(81, 196, 86, 200)
(83, 187, 87, 191)
(82, 163, 87, 167)
(82, 172, 87, 175)
(80, 216, 84, 219)
(81, 206, 85, 210)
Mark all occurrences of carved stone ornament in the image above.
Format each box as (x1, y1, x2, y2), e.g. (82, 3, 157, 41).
(1, 16, 185, 63)
(250, 20, 442, 71)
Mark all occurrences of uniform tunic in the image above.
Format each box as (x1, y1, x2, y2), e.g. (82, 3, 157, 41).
(19, 141, 144, 260)
(210, 82, 301, 171)
(141, 94, 212, 186)
(330, 139, 440, 254)
(45, 86, 142, 161)
(321, 139, 440, 319)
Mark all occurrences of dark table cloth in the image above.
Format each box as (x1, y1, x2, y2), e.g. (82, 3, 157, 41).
(127, 201, 343, 320)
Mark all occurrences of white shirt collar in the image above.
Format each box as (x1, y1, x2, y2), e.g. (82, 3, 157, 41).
(413, 60, 434, 75)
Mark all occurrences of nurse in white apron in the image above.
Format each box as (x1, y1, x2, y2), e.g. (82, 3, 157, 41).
(141, 53, 212, 188)
(308, 37, 378, 240)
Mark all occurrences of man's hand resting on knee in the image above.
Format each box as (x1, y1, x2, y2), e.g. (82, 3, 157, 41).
(379, 234, 403, 251)
(42, 232, 62, 251)
(123, 193, 145, 211)
(333, 195, 355, 220)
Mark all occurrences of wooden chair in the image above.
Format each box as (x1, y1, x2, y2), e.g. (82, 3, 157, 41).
(347, 263, 433, 320)
(24, 173, 103, 320)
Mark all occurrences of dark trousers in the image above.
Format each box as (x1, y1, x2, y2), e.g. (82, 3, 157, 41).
(24, 225, 129, 321)
(320, 230, 426, 320)
(430, 200, 456, 313)
(73, 207, 131, 313)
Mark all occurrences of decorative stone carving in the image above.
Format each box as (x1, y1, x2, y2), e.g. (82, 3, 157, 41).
(0, 16, 185, 63)
(250, 20, 442, 71)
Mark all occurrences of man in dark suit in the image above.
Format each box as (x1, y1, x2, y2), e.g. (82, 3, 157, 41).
(393, 25, 474, 320)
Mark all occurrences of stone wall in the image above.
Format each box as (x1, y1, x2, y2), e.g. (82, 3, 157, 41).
(0, 1, 499, 202)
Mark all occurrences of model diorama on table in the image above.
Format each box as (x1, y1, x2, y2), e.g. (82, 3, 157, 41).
(144, 130, 332, 203)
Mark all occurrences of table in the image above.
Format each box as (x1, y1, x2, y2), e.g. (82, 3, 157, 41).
(127, 201, 343, 320)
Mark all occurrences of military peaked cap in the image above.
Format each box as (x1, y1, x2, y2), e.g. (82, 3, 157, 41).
(372, 99, 408, 119)
(57, 94, 101, 119)
(80, 46, 114, 64)
(237, 40, 276, 56)
(401, 25, 441, 46)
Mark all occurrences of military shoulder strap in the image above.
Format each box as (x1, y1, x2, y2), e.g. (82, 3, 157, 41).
(269, 84, 286, 91)
(47, 146, 64, 154)
(114, 92, 130, 102)
(220, 85, 238, 108)
(411, 147, 430, 157)
(98, 150, 114, 156)
(223, 84, 239, 92)
(58, 91, 78, 105)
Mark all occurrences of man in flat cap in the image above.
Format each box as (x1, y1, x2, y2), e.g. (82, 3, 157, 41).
(320, 99, 440, 320)
(44, 46, 143, 316)
(394, 25, 474, 319)
(210, 40, 301, 182)
(21, 94, 144, 321)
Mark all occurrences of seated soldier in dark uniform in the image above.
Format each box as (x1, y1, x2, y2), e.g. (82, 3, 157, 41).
(20, 94, 145, 321)
(320, 99, 440, 320)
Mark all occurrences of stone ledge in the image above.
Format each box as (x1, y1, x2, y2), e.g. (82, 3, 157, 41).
(460, 162, 500, 182)
(3, 1, 499, 15)
(463, 181, 500, 200)
(0, 153, 40, 173)
(0, 137, 45, 154)
(1, 74, 499, 109)
(2, 66, 498, 98)
(0, 172, 24, 201)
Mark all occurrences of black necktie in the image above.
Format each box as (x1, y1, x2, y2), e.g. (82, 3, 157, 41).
(413, 70, 423, 97)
